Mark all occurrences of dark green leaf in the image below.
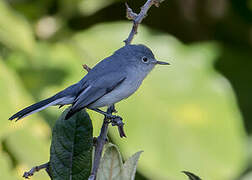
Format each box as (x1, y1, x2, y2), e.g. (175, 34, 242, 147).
(122, 151, 143, 180)
(49, 108, 93, 180)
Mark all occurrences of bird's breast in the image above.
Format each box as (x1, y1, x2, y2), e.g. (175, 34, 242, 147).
(88, 76, 143, 108)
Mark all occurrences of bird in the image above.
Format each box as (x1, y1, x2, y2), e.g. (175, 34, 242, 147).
(9, 44, 169, 121)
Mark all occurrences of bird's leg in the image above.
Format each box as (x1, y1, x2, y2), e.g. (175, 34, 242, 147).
(109, 104, 118, 113)
(89, 107, 122, 120)
(108, 105, 126, 137)
(89, 106, 126, 138)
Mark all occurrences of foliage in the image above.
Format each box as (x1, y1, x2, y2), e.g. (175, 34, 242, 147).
(49, 108, 93, 180)
(97, 144, 142, 180)
(0, 0, 251, 179)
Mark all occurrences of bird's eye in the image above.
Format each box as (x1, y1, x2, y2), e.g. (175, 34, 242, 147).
(142, 56, 148, 63)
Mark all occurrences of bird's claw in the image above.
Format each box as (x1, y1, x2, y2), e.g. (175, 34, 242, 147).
(108, 116, 126, 138)
(105, 114, 122, 121)
(23, 169, 35, 179)
(110, 117, 124, 127)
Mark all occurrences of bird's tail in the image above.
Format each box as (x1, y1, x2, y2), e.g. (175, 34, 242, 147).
(9, 95, 66, 121)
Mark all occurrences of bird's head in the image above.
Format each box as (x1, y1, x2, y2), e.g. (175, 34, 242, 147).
(115, 44, 170, 73)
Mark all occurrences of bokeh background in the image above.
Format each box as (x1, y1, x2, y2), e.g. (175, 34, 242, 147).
(0, 0, 252, 179)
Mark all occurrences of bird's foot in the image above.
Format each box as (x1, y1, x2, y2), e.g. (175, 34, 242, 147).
(108, 116, 126, 138)
(89, 107, 126, 138)
(89, 107, 119, 119)
(105, 114, 122, 121)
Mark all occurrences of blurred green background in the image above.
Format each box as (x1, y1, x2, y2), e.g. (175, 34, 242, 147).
(0, 0, 252, 179)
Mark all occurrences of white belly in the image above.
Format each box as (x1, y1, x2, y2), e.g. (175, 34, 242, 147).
(88, 77, 143, 108)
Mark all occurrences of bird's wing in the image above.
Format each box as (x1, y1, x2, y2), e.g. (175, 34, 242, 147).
(65, 72, 126, 119)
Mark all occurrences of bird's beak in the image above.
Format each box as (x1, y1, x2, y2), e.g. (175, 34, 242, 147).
(155, 60, 170, 65)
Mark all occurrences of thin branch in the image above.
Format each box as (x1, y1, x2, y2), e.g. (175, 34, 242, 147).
(88, 106, 116, 180)
(23, 162, 50, 179)
(124, 0, 164, 45)
(82, 64, 92, 72)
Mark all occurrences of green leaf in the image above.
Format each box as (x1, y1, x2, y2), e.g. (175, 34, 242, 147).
(0, 56, 52, 179)
(0, 150, 19, 180)
(97, 144, 142, 180)
(0, 58, 49, 136)
(0, 1, 35, 55)
(97, 144, 123, 180)
(5, 126, 50, 168)
(49, 108, 93, 180)
(121, 151, 143, 180)
(182, 171, 202, 180)
(240, 171, 252, 180)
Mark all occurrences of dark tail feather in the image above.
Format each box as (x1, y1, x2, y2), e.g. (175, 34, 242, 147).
(9, 96, 60, 121)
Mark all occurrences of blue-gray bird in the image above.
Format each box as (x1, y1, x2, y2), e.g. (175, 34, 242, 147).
(9, 44, 169, 121)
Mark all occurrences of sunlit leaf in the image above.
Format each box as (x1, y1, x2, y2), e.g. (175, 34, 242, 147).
(97, 144, 142, 180)
(0, 58, 48, 137)
(97, 144, 123, 180)
(79, 0, 116, 16)
(240, 171, 252, 180)
(0, 1, 35, 55)
(0, 57, 51, 180)
(0, 149, 19, 180)
(121, 151, 143, 180)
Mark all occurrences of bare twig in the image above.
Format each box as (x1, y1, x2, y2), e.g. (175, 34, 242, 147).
(23, 162, 50, 179)
(82, 64, 92, 72)
(125, 3, 137, 20)
(124, 0, 164, 45)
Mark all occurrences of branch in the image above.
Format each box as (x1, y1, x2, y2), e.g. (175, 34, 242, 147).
(124, 0, 164, 45)
(82, 64, 92, 72)
(23, 162, 50, 179)
(88, 106, 116, 180)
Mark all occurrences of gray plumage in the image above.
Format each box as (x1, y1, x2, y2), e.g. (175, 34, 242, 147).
(9, 44, 169, 121)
